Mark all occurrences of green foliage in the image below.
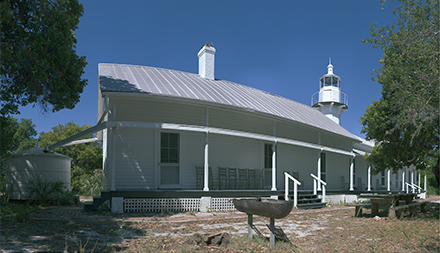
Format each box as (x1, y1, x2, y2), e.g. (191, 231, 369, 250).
(0, 116, 38, 195)
(0, 116, 38, 157)
(0, 201, 40, 222)
(38, 122, 102, 172)
(26, 174, 75, 206)
(0, 0, 87, 116)
(79, 169, 103, 196)
(361, 0, 439, 182)
(38, 121, 103, 195)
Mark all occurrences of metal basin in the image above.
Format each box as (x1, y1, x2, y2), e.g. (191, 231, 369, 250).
(232, 198, 293, 219)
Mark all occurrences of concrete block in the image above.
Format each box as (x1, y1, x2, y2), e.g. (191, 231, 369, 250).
(111, 197, 124, 213)
(200, 196, 211, 212)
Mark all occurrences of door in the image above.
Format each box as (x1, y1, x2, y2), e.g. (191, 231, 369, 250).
(160, 132, 180, 188)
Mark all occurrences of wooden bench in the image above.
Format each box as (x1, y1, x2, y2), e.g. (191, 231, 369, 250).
(346, 203, 371, 217)
(389, 202, 427, 219)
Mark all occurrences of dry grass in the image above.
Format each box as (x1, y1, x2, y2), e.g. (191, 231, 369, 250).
(1, 201, 439, 252)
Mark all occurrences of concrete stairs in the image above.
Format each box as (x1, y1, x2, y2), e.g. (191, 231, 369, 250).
(288, 191, 327, 209)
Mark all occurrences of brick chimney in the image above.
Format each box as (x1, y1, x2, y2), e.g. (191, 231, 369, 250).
(198, 45, 216, 80)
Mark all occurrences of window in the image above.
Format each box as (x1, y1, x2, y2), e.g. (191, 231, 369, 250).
(264, 144, 273, 188)
(160, 133, 180, 185)
(264, 144, 273, 168)
(320, 153, 326, 182)
(161, 133, 179, 163)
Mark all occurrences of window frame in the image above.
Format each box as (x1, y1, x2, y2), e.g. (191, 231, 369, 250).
(159, 132, 181, 188)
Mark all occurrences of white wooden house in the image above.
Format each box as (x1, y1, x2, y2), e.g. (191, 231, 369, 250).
(50, 45, 424, 213)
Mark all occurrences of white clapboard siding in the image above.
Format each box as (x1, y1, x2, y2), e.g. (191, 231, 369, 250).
(179, 131, 205, 189)
(325, 152, 351, 190)
(354, 155, 368, 190)
(277, 143, 318, 189)
(101, 97, 370, 191)
(113, 128, 155, 190)
(113, 98, 206, 126)
(209, 107, 274, 136)
(276, 120, 319, 145)
(209, 134, 261, 170)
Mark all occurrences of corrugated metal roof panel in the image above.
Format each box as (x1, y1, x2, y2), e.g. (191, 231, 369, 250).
(99, 63, 358, 140)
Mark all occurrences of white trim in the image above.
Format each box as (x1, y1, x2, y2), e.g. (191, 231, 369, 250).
(61, 138, 99, 146)
(387, 169, 391, 191)
(204, 108, 209, 191)
(367, 164, 371, 191)
(424, 168, 427, 191)
(109, 121, 355, 156)
(111, 127, 116, 191)
(47, 120, 355, 157)
(349, 157, 354, 191)
(271, 142, 277, 191)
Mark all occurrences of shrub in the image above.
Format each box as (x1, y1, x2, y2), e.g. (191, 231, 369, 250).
(79, 168, 103, 196)
(26, 174, 75, 206)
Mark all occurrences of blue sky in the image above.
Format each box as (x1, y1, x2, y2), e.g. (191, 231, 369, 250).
(19, 0, 398, 138)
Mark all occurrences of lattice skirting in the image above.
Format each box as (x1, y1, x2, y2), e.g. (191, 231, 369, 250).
(210, 198, 236, 211)
(124, 198, 200, 213)
(123, 197, 251, 213)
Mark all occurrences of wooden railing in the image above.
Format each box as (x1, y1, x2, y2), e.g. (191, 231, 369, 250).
(284, 172, 302, 207)
(311, 173, 327, 203)
(405, 182, 422, 193)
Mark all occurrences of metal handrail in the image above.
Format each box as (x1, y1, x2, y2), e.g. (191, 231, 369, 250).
(284, 172, 301, 207)
(311, 91, 349, 107)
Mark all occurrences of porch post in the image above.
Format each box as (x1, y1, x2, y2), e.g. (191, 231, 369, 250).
(387, 169, 391, 191)
(367, 164, 371, 191)
(317, 151, 322, 191)
(411, 169, 415, 193)
(271, 142, 277, 191)
(203, 132, 209, 191)
(349, 157, 354, 191)
(418, 170, 421, 193)
(111, 102, 116, 191)
(317, 134, 321, 191)
(402, 169, 406, 192)
(424, 168, 427, 191)
(203, 108, 209, 191)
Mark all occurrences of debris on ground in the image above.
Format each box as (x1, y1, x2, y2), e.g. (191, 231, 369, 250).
(191, 232, 230, 247)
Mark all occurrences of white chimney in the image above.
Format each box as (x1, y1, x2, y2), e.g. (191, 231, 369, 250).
(198, 45, 216, 80)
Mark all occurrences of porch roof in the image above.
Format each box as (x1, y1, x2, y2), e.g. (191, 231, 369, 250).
(99, 63, 359, 141)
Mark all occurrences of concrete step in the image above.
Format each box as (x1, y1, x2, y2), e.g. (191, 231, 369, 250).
(84, 191, 111, 212)
(297, 202, 327, 210)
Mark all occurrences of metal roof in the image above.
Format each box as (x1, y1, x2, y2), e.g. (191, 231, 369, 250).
(99, 63, 359, 140)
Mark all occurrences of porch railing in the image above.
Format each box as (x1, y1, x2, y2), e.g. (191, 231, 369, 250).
(284, 172, 302, 207)
(405, 182, 422, 193)
(311, 173, 327, 203)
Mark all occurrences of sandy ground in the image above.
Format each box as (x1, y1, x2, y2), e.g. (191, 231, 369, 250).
(1, 197, 439, 252)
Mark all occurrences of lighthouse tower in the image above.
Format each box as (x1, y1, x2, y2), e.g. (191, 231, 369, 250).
(311, 61, 348, 125)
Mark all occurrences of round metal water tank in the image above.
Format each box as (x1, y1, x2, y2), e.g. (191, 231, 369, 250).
(5, 144, 72, 200)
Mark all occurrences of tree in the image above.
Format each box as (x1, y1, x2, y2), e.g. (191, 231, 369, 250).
(361, 0, 439, 184)
(0, 116, 38, 157)
(0, 116, 38, 191)
(0, 0, 87, 116)
(38, 122, 102, 193)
